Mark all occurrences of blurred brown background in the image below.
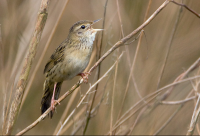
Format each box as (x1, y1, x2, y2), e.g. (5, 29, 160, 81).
(1, 0, 200, 135)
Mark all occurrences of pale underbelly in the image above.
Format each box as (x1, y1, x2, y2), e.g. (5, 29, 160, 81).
(47, 52, 91, 82)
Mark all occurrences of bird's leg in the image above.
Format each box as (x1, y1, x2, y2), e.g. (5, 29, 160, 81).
(51, 82, 60, 112)
(78, 72, 91, 83)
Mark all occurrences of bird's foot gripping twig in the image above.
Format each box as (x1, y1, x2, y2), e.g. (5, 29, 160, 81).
(50, 99, 60, 112)
(78, 72, 91, 83)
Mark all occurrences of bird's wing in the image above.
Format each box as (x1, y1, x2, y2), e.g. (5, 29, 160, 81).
(44, 42, 66, 74)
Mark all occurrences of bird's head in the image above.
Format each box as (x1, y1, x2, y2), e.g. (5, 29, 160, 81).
(68, 19, 103, 41)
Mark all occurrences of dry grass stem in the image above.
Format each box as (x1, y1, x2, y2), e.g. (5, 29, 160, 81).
(3, 0, 50, 135)
(59, 106, 87, 135)
(153, 105, 183, 135)
(157, 0, 182, 89)
(161, 96, 196, 105)
(171, 0, 200, 18)
(0, 24, 6, 133)
(127, 107, 148, 135)
(110, 51, 119, 135)
(187, 94, 200, 135)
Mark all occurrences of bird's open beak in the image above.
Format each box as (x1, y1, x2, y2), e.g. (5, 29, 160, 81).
(91, 29, 103, 33)
(90, 19, 103, 33)
(93, 29, 103, 32)
(93, 18, 102, 24)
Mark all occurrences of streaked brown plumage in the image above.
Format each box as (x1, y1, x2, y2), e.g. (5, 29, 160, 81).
(41, 19, 102, 118)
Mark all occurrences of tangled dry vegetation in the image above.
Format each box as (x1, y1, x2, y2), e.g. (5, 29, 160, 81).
(1, 0, 200, 135)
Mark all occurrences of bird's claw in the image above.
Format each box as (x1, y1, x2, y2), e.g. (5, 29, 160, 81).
(51, 99, 60, 112)
(78, 72, 91, 83)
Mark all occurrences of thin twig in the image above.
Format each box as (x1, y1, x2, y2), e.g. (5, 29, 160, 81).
(116, 0, 124, 37)
(2, 83, 14, 133)
(153, 105, 183, 135)
(124, 30, 144, 45)
(161, 96, 196, 105)
(110, 51, 119, 135)
(59, 106, 87, 135)
(128, 107, 147, 135)
(157, 0, 182, 89)
(3, 0, 50, 135)
(71, 119, 84, 135)
(196, 124, 200, 135)
(171, 0, 200, 18)
(187, 94, 200, 135)
(0, 23, 6, 130)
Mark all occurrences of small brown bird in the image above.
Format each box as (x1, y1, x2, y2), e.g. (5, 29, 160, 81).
(41, 19, 102, 118)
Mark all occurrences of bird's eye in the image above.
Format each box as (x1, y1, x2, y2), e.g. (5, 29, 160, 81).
(81, 25, 85, 29)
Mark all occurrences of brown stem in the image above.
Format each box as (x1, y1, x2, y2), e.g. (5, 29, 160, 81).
(3, 0, 50, 135)
(171, 0, 200, 18)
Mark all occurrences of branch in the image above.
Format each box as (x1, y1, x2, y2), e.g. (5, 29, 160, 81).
(160, 96, 196, 105)
(153, 105, 183, 135)
(157, 0, 182, 89)
(187, 94, 200, 135)
(171, 0, 200, 18)
(3, 0, 50, 135)
(16, 0, 170, 135)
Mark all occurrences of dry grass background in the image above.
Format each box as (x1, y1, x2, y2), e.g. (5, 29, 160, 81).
(1, 0, 200, 135)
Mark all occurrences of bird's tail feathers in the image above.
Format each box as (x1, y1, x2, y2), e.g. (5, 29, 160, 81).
(41, 80, 62, 118)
